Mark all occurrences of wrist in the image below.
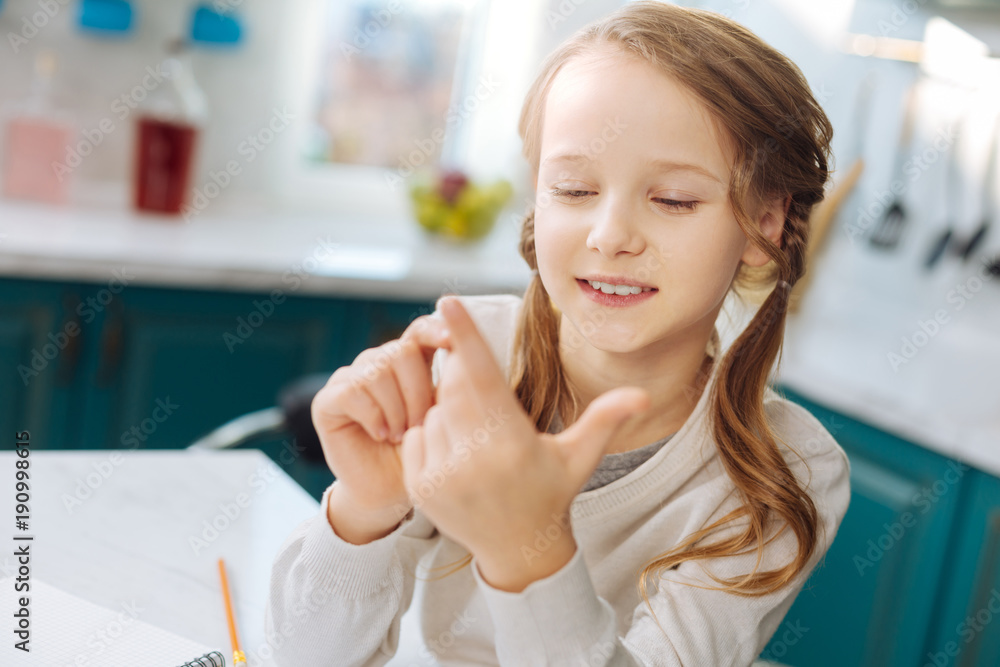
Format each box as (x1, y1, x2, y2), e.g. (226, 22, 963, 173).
(475, 533, 578, 593)
(326, 485, 412, 545)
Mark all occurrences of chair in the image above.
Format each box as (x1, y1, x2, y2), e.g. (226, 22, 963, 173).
(186, 373, 334, 499)
(186, 372, 328, 461)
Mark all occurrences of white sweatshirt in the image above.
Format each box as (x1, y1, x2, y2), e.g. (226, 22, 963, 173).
(265, 294, 851, 667)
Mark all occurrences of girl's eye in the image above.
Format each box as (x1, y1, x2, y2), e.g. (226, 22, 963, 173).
(654, 198, 698, 211)
(549, 189, 698, 212)
(550, 188, 592, 199)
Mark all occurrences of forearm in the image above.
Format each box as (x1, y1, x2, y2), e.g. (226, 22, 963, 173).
(265, 484, 423, 666)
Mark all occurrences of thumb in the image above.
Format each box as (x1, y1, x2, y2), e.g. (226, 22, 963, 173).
(555, 387, 651, 487)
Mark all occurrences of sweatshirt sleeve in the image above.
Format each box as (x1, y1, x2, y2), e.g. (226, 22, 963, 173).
(264, 480, 440, 667)
(470, 403, 852, 667)
(471, 545, 642, 666)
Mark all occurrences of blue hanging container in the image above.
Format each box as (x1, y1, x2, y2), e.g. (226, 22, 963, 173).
(189, 3, 243, 46)
(77, 0, 135, 35)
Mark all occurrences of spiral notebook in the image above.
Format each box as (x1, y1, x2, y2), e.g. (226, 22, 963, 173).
(0, 578, 227, 666)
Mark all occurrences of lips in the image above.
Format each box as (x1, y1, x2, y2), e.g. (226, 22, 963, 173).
(578, 275, 658, 290)
(576, 278, 658, 307)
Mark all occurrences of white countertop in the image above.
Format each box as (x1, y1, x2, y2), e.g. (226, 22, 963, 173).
(774, 212, 1000, 479)
(0, 195, 533, 300)
(777, 346, 1000, 479)
(0, 450, 320, 665)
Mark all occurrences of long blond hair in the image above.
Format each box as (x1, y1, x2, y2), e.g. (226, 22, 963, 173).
(418, 0, 833, 616)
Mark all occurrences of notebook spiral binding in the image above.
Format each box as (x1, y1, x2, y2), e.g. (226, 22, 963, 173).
(179, 650, 226, 667)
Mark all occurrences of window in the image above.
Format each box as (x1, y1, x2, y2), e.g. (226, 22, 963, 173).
(307, 0, 474, 169)
(276, 0, 592, 221)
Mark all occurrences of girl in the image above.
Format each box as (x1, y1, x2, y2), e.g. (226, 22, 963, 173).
(266, 2, 851, 665)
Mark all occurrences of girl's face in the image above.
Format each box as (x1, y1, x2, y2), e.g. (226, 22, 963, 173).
(534, 46, 778, 355)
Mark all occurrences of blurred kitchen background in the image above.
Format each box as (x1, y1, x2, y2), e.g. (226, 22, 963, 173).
(1, 0, 999, 665)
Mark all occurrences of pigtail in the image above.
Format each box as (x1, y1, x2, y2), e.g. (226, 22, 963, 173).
(510, 208, 580, 434)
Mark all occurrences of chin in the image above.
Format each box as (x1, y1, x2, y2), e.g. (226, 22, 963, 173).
(560, 317, 647, 354)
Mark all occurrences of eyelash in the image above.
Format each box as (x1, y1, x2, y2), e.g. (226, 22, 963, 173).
(549, 188, 698, 211)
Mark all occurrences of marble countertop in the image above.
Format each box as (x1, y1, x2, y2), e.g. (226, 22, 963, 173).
(776, 351, 1000, 479)
(0, 449, 324, 665)
(773, 213, 1000, 479)
(0, 196, 534, 300)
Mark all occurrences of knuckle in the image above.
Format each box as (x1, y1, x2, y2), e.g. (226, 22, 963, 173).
(310, 386, 336, 421)
(382, 338, 406, 360)
(406, 314, 434, 332)
(405, 314, 441, 339)
(364, 342, 399, 373)
(351, 357, 384, 385)
(312, 382, 335, 404)
(392, 337, 420, 364)
(352, 346, 377, 365)
(309, 390, 323, 418)
(329, 366, 355, 388)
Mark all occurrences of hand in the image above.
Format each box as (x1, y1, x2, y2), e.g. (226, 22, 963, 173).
(311, 314, 451, 518)
(399, 297, 650, 588)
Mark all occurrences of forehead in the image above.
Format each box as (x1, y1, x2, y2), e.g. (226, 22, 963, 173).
(539, 46, 734, 182)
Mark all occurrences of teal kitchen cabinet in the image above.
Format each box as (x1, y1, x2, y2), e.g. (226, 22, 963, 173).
(924, 469, 1000, 667)
(1, 276, 435, 453)
(760, 386, 967, 667)
(75, 283, 350, 449)
(0, 279, 81, 449)
(347, 296, 445, 353)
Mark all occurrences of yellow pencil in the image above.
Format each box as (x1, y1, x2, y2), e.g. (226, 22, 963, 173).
(218, 558, 247, 666)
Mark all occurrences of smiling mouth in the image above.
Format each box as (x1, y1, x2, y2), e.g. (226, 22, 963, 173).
(577, 278, 658, 295)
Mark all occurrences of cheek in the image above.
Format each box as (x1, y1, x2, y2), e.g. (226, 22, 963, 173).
(660, 219, 745, 297)
(692, 230, 746, 295)
(533, 211, 576, 284)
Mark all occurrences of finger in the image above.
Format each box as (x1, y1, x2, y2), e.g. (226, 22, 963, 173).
(401, 314, 452, 364)
(420, 404, 452, 474)
(390, 338, 435, 429)
(315, 382, 385, 442)
(435, 297, 505, 399)
(349, 345, 408, 440)
(433, 352, 487, 434)
(555, 387, 651, 486)
(358, 370, 408, 442)
(399, 423, 426, 502)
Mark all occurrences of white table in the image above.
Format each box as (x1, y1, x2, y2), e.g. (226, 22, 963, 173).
(0, 449, 322, 665)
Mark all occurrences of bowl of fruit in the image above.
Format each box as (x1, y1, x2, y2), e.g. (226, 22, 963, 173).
(409, 168, 513, 242)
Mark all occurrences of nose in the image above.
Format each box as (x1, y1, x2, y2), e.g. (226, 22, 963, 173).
(586, 194, 646, 258)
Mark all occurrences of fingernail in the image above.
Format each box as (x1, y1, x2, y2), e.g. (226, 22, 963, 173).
(392, 430, 404, 443)
(378, 426, 389, 440)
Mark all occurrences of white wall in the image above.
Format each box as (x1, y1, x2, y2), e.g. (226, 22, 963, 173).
(0, 0, 314, 209)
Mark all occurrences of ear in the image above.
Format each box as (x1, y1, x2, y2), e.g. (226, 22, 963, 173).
(741, 194, 791, 267)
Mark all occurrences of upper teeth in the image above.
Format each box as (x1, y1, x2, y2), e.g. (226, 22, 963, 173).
(588, 280, 652, 295)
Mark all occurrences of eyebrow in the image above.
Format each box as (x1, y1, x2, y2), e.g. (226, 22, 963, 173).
(540, 153, 725, 185)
